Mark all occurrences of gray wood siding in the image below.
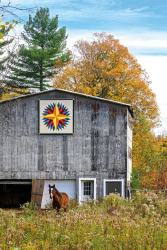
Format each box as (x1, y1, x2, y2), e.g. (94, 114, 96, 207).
(0, 90, 128, 181)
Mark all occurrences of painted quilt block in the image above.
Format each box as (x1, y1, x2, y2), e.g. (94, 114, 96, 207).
(39, 100, 74, 134)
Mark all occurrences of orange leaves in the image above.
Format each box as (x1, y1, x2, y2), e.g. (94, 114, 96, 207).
(54, 33, 159, 129)
(142, 170, 167, 190)
(54, 33, 161, 188)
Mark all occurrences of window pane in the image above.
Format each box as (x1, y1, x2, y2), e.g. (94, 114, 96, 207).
(106, 181, 122, 196)
(83, 181, 92, 196)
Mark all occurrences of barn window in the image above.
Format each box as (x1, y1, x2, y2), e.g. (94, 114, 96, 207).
(79, 178, 96, 203)
(103, 179, 124, 197)
(83, 181, 93, 196)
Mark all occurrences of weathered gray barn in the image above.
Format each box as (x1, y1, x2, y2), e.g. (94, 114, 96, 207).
(0, 89, 132, 208)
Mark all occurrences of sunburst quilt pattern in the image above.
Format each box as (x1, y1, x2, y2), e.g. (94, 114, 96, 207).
(39, 100, 73, 134)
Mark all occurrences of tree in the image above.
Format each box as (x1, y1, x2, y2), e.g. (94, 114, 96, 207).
(0, 20, 13, 70)
(0, 1, 35, 99)
(6, 8, 70, 91)
(0, 19, 14, 96)
(54, 33, 160, 187)
(54, 33, 159, 128)
(132, 114, 161, 187)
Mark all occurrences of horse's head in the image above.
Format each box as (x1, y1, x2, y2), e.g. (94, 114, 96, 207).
(48, 184, 55, 199)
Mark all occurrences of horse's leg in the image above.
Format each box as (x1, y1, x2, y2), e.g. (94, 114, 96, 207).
(53, 201, 59, 212)
(56, 204, 61, 213)
(52, 201, 56, 209)
(63, 207, 67, 212)
(54, 205, 60, 213)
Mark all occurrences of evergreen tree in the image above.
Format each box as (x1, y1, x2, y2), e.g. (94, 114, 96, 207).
(6, 8, 70, 91)
(0, 40, 11, 71)
(0, 21, 13, 95)
(0, 21, 13, 71)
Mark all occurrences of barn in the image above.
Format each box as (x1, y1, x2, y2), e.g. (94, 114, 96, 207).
(0, 88, 133, 208)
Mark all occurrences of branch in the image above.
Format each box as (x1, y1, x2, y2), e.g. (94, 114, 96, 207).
(0, 0, 36, 20)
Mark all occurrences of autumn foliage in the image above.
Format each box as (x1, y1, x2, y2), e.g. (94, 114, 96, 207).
(54, 33, 159, 127)
(54, 33, 163, 188)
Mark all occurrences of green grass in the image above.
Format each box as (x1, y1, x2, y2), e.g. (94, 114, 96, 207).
(0, 191, 166, 250)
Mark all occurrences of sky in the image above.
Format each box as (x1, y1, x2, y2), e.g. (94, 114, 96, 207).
(2, 0, 167, 134)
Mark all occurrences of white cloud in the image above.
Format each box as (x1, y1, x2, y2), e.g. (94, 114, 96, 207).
(67, 29, 95, 48)
(118, 34, 167, 49)
(67, 29, 167, 52)
(137, 55, 167, 133)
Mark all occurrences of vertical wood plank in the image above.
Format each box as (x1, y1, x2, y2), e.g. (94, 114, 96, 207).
(31, 180, 44, 207)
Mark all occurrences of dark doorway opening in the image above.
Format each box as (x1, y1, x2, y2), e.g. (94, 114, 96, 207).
(0, 180, 32, 208)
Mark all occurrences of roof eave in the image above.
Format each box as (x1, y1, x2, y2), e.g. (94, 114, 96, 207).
(0, 87, 133, 116)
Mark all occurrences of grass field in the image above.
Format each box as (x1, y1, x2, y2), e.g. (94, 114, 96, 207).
(0, 191, 166, 250)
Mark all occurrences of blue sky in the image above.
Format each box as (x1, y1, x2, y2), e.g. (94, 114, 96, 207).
(7, 0, 167, 33)
(2, 0, 167, 133)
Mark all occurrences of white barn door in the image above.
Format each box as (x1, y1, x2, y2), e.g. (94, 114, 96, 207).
(41, 180, 76, 209)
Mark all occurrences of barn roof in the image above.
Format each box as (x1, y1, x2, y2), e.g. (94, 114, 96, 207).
(0, 88, 133, 116)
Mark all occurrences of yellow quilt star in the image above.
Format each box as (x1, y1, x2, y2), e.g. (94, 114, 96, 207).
(43, 104, 69, 129)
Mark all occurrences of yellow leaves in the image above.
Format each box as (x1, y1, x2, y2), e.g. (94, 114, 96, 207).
(0, 19, 15, 41)
(54, 33, 159, 127)
(0, 88, 30, 101)
(0, 32, 3, 39)
(54, 32, 161, 187)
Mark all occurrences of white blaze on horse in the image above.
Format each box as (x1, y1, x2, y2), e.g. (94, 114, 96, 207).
(48, 184, 69, 212)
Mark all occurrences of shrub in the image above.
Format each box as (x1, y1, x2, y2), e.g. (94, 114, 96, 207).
(21, 202, 38, 216)
(132, 191, 167, 216)
(102, 193, 128, 211)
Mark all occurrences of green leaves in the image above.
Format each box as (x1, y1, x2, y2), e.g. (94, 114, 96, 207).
(5, 8, 70, 91)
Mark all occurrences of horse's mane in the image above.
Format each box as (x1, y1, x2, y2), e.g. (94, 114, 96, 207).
(54, 187, 62, 198)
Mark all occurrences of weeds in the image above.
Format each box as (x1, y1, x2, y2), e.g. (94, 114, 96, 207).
(0, 191, 166, 250)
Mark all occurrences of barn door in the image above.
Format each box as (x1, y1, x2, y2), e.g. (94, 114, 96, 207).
(0, 180, 32, 208)
(31, 180, 44, 207)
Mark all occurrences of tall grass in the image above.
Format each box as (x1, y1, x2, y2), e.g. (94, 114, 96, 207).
(0, 191, 166, 250)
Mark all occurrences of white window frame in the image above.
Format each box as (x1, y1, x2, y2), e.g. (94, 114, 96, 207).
(78, 178, 96, 204)
(103, 179, 125, 197)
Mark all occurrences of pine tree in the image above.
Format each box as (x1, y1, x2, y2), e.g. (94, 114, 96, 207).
(0, 21, 13, 95)
(0, 40, 11, 71)
(0, 20, 13, 71)
(6, 8, 70, 91)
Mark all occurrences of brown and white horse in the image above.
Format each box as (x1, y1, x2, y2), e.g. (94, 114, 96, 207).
(48, 184, 69, 212)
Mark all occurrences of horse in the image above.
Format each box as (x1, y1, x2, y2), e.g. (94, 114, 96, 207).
(48, 184, 69, 212)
